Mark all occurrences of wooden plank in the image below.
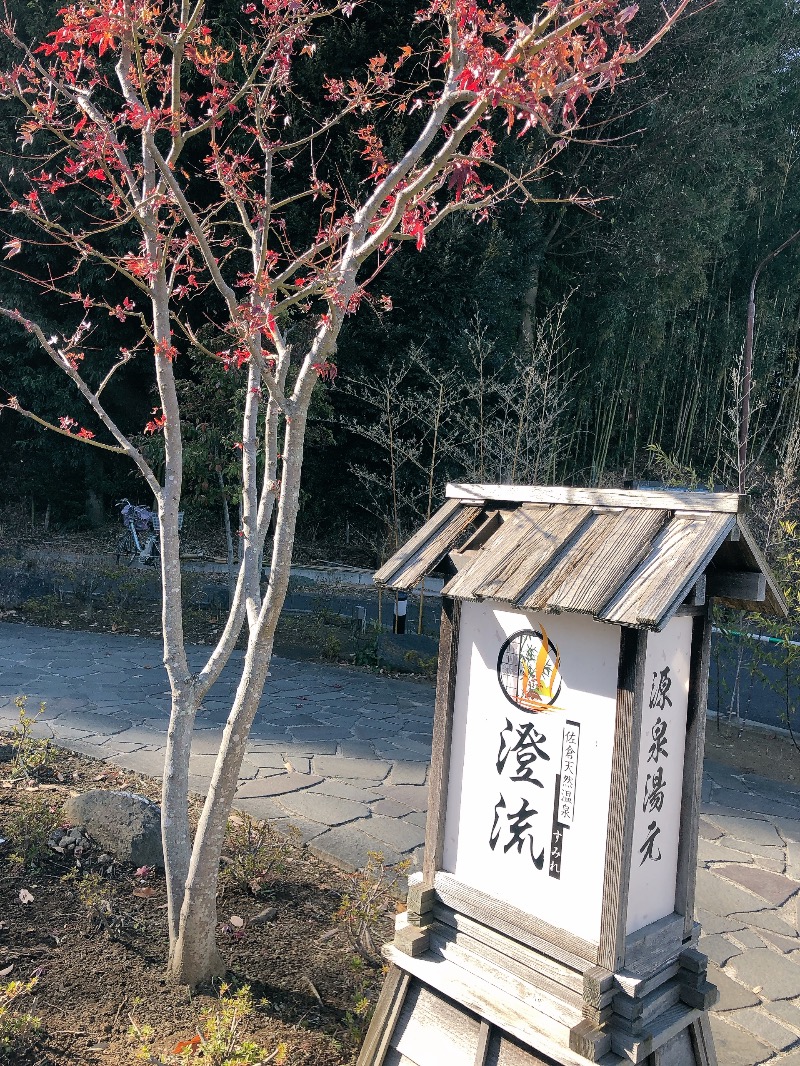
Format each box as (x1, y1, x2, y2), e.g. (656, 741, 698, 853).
(735, 518, 788, 617)
(683, 576, 706, 607)
(383, 1052, 419, 1066)
(613, 978, 682, 1024)
(610, 1003, 701, 1064)
(357, 965, 411, 1066)
(675, 613, 712, 940)
(651, 1027, 696, 1066)
(705, 571, 766, 601)
(433, 905, 585, 995)
(688, 1014, 718, 1066)
(434, 872, 597, 968)
(442, 505, 547, 600)
(445, 484, 747, 515)
(472, 505, 593, 604)
(615, 961, 681, 1001)
(383, 945, 597, 1066)
(599, 628, 648, 971)
(428, 929, 584, 1030)
(624, 914, 686, 975)
(374, 500, 484, 589)
(474, 1020, 492, 1066)
(600, 515, 734, 629)
(524, 510, 668, 615)
(488, 1029, 566, 1065)
(391, 983, 480, 1066)
(428, 924, 585, 1026)
(423, 598, 460, 884)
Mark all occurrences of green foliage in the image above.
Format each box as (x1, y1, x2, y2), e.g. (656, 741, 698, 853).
(0, 978, 42, 1062)
(9, 696, 52, 779)
(340, 956, 376, 1048)
(335, 851, 411, 962)
(131, 985, 281, 1066)
(403, 649, 438, 678)
(4, 795, 60, 870)
(219, 815, 297, 897)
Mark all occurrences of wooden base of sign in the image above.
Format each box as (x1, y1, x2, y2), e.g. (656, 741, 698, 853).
(357, 907, 718, 1066)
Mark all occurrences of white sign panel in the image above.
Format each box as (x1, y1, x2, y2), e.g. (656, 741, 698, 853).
(442, 602, 620, 946)
(625, 615, 692, 935)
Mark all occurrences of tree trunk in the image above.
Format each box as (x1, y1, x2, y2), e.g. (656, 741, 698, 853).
(166, 398, 311, 986)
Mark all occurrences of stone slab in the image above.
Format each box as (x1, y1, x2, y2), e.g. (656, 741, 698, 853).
(707, 964, 761, 1011)
(718, 864, 800, 906)
(335, 741, 379, 760)
(230, 796, 290, 824)
(732, 1007, 799, 1050)
(305, 779, 383, 803)
(730, 928, 768, 950)
(776, 819, 800, 843)
(700, 934, 742, 967)
(402, 811, 427, 829)
(734, 910, 800, 937)
(727, 948, 800, 1000)
(235, 774, 322, 798)
(708, 1015, 774, 1065)
(308, 823, 405, 873)
(378, 784, 428, 812)
(244, 750, 289, 770)
(695, 867, 773, 916)
(357, 814, 425, 853)
(312, 754, 391, 780)
(277, 791, 370, 826)
(759, 929, 800, 954)
(703, 813, 784, 847)
(698, 839, 754, 865)
(711, 787, 800, 820)
(371, 798, 415, 818)
(106, 749, 167, 777)
(386, 761, 428, 786)
(766, 1000, 800, 1033)
(696, 908, 746, 935)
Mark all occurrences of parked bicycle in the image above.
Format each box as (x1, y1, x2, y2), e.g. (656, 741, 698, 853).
(115, 499, 183, 566)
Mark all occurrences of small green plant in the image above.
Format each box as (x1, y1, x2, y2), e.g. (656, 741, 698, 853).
(5, 796, 60, 869)
(335, 851, 411, 962)
(353, 636, 381, 669)
(0, 977, 43, 1062)
(403, 649, 438, 678)
(321, 633, 342, 662)
(130, 984, 283, 1065)
(219, 814, 297, 897)
(341, 956, 377, 1047)
(9, 696, 52, 779)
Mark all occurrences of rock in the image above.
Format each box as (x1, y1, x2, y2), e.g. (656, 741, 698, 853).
(63, 790, 163, 867)
(0, 743, 13, 763)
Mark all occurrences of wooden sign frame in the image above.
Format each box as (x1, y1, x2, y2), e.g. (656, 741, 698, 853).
(358, 601, 718, 1066)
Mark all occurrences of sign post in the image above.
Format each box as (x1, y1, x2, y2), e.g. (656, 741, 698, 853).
(359, 485, 786, 1066)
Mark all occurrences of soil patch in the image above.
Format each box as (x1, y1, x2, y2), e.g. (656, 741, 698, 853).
(0, 745, 399, 1066)
(704, 718, 800, 785)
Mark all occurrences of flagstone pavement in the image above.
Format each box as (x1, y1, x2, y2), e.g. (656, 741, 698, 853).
(2, 621, 800, 1065)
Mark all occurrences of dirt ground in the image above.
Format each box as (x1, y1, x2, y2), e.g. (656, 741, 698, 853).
(704, 717, 800, 783)
(0, 745, 398, 1066)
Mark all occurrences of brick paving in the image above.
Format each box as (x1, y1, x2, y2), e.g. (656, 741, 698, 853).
(2, 621, 800, 1064)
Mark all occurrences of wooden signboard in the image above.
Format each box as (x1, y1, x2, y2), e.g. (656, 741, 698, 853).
(361, 485, 786, 1066)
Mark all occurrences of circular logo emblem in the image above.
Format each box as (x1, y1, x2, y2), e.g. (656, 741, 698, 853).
(497, 627, 562, 713)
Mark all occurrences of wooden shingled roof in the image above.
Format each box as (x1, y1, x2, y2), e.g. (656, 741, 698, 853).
(373, 484, 787, 631)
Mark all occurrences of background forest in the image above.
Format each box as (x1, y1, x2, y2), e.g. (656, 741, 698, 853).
(2, 0, 800, 569)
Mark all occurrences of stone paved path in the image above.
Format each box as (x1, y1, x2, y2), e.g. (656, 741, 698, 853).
(2, 622, 800, 1064)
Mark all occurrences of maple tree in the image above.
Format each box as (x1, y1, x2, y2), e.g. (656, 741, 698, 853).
(0, 0, 692, 986)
